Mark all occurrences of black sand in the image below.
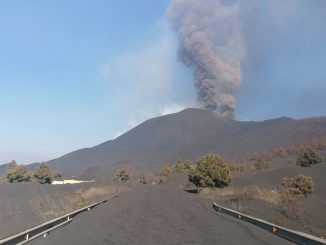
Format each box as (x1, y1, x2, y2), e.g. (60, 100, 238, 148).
(31, 183, 292, 245)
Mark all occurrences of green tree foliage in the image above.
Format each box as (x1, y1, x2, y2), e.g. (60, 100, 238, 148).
(282, 174, 314, 197)
(189, 154, 231, 188)
(33, 162, 61, 184)
(296, 148, 322, 167)
(114, 169, 131, 182)
(6, 160, 31, 183)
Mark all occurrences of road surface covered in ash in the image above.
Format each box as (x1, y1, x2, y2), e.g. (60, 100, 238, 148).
(32, 183, 292, 245)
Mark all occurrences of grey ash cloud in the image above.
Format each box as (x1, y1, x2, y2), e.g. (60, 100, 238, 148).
(167, 0, 245, 118)
(167, 0, 326, 119)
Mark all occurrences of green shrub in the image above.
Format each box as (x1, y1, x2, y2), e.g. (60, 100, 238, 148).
(296, 149, 322, 167)
(160, 166, 172, 177)
(6, 161, 31, 183)
(282, 174, 314, 197)
(33, 162, 61, 184)
(189, 154, 231, 188)
(173, 160, 192, 173)
(114, 169, 131, 182)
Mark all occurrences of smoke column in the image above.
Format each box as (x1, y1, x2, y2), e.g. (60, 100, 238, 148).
(167, 0, 245, 118)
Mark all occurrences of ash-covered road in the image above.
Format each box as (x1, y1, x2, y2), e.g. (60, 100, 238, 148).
(32, 183, 292, 245)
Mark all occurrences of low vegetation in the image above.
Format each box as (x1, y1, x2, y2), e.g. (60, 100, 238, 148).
(296, 149, 322, 167)
(172, 160, 192, 173)
(282, 174, 314, 197)
(33, 162, 61, 184)
(2, 161, 61, 184)
(201, 173, 314, 224)
(160, 166, 172, 177)
(189, 154, 231, 188)
(160, 160, 194, 177)
(30, 183, 127, 221)
(228, 159, 269, 172)
(139, 172, 161, 184)
(248, 137, 326, 161)
(201, 186, 281, 204)
(5, 161, 31, 183)
(113, 168, 132, 182)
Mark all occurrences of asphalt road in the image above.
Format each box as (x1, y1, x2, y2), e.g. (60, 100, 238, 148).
(32, 183, 293, 245)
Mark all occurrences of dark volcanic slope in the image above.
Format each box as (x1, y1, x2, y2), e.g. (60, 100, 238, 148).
(47, 108, 326, 177)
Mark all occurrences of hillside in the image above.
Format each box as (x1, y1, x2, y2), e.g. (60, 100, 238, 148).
(42, 108, 326, 178)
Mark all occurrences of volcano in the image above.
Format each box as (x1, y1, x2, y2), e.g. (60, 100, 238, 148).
(40, 108, 326, 178)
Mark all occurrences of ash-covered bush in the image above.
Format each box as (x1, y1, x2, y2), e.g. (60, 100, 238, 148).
(173, 160, 192, 173)
(139, 172, 157, 184)
(160, 166, 172, 177)
(189, 154, 231, 188)
(254, 159, 269, 170)
(33, 162, 61, 184)
(282, 174, 314, 197)
(296, 148, 322, 167)
(5, 160, 31, 183)
(113, 168, 132, 182)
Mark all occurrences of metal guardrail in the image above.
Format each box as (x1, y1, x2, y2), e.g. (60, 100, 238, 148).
(213, 202, 326, 245)
(0, 195, 118, 245)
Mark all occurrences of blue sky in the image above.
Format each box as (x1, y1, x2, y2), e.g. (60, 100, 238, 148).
(0, 0, 325, 164)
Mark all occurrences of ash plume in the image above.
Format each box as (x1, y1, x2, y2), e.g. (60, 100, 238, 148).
(167, 0, 244, 118)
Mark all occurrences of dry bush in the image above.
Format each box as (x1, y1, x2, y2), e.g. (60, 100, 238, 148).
(113, 169, 132, 182)
(29, 184, 126, 222)
(159, 160, 194, 177)
(282, 174, 314, 197)
(0, 176, 7, 184)
(296, 149, 322, 167)
(201, 186, 307, 221)
(160, 166, 172, 177)
(278, 194, 304, 219)
(139, 172, 161, 184)
(247, 137, 326, 162)
(228, 159, 269, 173)
(201, 186, 281, 205)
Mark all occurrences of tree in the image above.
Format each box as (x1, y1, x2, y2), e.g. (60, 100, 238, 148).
(113, 169, 131, 182)
(33, 162, 61, 184)
(189, 154, 231, 188)
(296, 148, 322, 167)
(6, 160, 31, 183)
(282, 174, 314, 197)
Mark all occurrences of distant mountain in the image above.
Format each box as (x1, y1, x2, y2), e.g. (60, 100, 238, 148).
(43, 108, 326, 178)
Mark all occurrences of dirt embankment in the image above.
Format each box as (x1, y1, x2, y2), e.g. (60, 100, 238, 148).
(0, 181, 126, 239)
(31, 183, 292, 245)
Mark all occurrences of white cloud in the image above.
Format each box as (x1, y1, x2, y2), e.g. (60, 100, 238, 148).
(99, 21, 197, 140)
(161, 104, 186, 115)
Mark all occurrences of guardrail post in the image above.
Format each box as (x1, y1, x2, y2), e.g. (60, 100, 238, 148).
(24, 233, 29, 241)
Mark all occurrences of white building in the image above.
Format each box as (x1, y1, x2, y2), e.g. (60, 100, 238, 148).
(52, 179, 95, 185)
